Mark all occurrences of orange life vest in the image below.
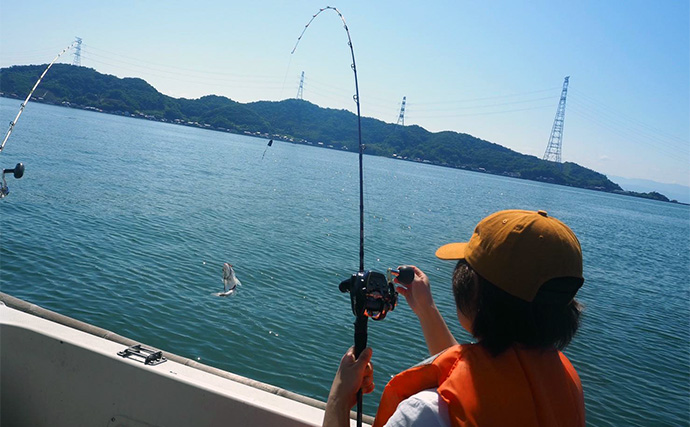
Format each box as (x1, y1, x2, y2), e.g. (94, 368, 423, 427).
(373, 344, 585, 427)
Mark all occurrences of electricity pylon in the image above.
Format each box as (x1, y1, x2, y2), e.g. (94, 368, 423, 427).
(296, 71, 305, 99)
(72, 37, 82, 67)
(543, 76, 570, 163)
(396, 96, 406, 126)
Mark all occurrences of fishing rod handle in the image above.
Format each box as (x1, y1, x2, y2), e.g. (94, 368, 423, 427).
(354, 315, 368, 358)
(353, 315, 368, 427)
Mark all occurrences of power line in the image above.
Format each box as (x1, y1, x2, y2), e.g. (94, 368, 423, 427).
(567, 103, 687, 162)
(80, 44, 282, 82)
(569, 100, 688, 155)
(568, 89, 688, 150)
(301, 75, 562, 119)
(410, 87, 561, 106)
(408, 95, 557, 113)
(406, 103, 553, 119)
(80, 52, 285, 87)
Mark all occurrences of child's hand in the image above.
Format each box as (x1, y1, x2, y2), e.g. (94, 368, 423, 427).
(395, 265, 437, 317)
(323, 347, 374, 427)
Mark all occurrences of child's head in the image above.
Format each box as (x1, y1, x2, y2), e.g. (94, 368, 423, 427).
(436, 210, 585, 355)
(451, 260, 582, 355)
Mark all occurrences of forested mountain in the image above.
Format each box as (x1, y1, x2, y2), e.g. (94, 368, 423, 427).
(1, 64, 672, 200)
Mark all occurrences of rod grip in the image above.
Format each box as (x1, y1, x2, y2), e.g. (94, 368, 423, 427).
(354, 315, 368, 357)
(353, 315, 368, 427)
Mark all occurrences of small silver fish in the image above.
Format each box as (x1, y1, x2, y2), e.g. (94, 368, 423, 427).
(218, 263, 241, 296)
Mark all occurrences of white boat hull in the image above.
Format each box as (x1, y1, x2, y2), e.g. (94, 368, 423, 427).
(0, 293, 370, 426)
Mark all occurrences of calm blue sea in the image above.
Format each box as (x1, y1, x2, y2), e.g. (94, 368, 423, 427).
(1, 98, 688, 425)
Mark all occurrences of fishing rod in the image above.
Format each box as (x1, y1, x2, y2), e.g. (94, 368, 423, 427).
(292, 7, 413, 425)
(0, 41, 76, 198)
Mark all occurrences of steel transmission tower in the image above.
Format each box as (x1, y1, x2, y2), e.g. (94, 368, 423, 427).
(543, 76, 570, 163)
(396, 96, 406, 126)
(72, 37, 82, 67)
(296, 71, 305, 99)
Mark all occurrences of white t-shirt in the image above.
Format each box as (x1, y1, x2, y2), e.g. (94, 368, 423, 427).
(383, 389, 450, 427)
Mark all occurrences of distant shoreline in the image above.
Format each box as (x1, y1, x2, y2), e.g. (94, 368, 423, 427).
(1, 92, 686, 207)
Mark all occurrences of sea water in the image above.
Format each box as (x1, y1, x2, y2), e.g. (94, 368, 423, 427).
(1, 98, 688, 425)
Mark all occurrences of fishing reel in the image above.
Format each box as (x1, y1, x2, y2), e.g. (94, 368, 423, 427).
(1, 163, 24, 199)
(338, 266, 414, 321)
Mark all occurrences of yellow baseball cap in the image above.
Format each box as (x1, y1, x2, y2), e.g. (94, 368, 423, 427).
(435, 210, 583, 302)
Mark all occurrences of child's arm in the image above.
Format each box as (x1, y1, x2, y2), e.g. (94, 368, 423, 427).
(395, 266, 458, 355)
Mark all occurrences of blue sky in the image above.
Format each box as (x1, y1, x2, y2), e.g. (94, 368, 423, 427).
(1, 1, 688, 191)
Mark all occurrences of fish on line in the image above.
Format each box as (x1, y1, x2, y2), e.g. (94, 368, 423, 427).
(216, 263, 241, 297)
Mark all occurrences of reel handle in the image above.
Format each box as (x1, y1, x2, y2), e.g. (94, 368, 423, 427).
(3, 163, 24, 179)
(389, 266, 415, 285)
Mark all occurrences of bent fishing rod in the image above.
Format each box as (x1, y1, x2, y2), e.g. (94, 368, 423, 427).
(292, 7, 413, 425)
(0, 41, 76, 198)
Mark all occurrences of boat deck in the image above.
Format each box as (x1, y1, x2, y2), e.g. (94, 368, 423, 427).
(0, 293, 371, 426)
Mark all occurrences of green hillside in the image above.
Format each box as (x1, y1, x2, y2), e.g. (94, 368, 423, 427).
(2, 63, 670, 199)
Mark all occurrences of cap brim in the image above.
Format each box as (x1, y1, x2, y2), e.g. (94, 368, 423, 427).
(435, 242, 468, 260)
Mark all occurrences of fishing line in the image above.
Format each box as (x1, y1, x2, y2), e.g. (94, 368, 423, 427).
(279, 53, 294, 100)
(1, 41, 76, 198)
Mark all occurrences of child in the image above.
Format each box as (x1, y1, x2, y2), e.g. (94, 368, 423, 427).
(324, 209, 585, 427)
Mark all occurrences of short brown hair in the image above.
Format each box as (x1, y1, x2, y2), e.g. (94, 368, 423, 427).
(452, 261, 583, 356)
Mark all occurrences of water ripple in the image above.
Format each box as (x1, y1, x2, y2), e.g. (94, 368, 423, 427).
(1, 99, 688, 423)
